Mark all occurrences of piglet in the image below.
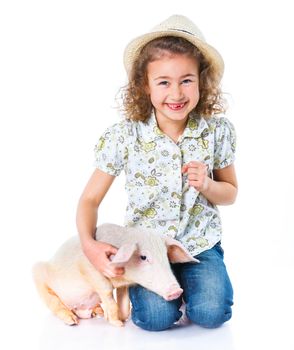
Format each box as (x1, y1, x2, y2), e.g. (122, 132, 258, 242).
(33, 223, 198, 326)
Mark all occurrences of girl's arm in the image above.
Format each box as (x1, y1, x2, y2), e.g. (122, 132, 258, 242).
(76, 168, 125, 278)
(182, 162, 238, 205)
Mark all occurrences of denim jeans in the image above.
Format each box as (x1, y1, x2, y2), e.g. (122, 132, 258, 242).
(129, 242, 233, 331)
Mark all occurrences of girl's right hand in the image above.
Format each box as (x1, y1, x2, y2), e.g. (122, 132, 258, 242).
(83, 239, 125, 278)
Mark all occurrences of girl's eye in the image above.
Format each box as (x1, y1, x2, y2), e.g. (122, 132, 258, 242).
(182, 79, 192, 84)
(140, 255, 147, 261)
(158, 81, 169, 86)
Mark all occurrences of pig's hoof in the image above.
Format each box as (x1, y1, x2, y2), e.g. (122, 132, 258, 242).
(109, 319, 124, 327)
(92, 305, 104, 317)
(57, 309, 79, 325)
(118, 309, 130, 322)
(64, 313, 79, 326)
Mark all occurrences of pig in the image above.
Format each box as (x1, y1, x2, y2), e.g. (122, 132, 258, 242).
(33, 223, 198, 327)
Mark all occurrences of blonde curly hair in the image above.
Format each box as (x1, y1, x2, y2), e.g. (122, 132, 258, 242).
(120, 36, 227, 121)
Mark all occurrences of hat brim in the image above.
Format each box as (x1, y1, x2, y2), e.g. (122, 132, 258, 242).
(123, 30, 224, 81)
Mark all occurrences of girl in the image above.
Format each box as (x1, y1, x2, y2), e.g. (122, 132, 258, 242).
(76, 14, 237, 331)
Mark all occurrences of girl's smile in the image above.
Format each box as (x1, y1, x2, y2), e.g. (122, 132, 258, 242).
(166, 102, 187, 111)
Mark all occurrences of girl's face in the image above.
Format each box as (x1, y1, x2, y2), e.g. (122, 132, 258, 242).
(146, 54, 200, 125)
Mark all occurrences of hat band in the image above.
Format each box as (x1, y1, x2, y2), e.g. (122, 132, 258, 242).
(166, 28, 194, 36)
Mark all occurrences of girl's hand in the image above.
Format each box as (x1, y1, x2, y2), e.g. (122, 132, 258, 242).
(83, 239, 125, 279)
(182, 161, 210, 192)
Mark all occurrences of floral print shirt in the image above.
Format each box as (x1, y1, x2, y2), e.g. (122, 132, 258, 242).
(94, 112, 236, 256)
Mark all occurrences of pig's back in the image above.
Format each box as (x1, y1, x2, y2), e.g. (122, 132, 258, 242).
(95, 223, 160, 249)
(49, 237, 85, 267)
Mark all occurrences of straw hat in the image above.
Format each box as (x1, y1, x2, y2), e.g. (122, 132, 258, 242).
(123, 14, 224, 81)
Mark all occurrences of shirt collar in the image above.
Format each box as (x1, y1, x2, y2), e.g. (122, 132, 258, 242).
(138, 110, 208, 143)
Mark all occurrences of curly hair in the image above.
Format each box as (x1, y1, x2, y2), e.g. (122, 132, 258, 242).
(120, 36, 227, 121)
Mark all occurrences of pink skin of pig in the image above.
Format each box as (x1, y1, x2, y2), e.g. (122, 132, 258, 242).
(103, 224, 199, 301)
(33, 223, 198, 326)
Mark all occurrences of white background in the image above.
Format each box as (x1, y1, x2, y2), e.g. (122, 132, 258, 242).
(0, 0, 293, 349)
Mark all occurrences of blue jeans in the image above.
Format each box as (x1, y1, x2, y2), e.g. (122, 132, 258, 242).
(129, 243, 233, 331)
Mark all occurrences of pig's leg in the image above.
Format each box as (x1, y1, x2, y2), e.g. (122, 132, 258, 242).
(82, 265, 123, 326)
(33, 262, 79, 325)
(94, 283, 123, 326)
(116, 286, 130, 321)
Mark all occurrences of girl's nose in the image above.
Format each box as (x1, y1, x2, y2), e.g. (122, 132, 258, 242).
(170, 85, 184, 101)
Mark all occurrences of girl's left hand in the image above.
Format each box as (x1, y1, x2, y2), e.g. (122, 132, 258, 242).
(182, 161, 210, 192)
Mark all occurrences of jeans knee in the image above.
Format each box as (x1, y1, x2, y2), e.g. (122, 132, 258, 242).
(187, 303, 232, 329)
(129, 285, 182, 331)
(131, 306, 181, 331)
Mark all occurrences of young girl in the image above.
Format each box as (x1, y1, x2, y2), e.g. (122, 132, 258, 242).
(76, 14, 237, 331)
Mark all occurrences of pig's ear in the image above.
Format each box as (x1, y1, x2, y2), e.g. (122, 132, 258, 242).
(164, 237, 199, 263)
(108, 243, 138, 267)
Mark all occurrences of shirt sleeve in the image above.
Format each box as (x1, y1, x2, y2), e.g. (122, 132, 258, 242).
(213, 117, 236, 169)
(93, 123, 127, 176)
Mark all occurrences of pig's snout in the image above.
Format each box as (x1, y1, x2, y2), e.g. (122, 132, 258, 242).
(164, 285, 183, 301)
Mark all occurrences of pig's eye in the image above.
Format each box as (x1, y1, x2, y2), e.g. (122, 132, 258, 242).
(140, 255, 147, 261)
